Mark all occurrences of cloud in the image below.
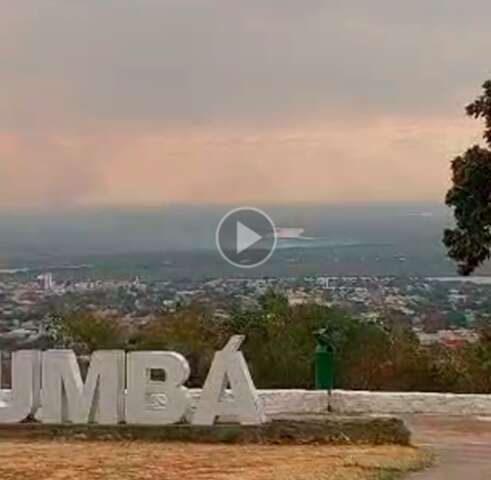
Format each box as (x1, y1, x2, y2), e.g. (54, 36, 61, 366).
(2, 0, 491, 130)
(0, 132, 101, 209)
(12, 115, 473, 208)
(0, 1, 490, 207)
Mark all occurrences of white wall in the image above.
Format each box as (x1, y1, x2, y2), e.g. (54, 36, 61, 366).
(330, 390, 491, 415)
(5, 387, 491, 418)
(0, 389, 331, 419)
(189, 389, 330, 416)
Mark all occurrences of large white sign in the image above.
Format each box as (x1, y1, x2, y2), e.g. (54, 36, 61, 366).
(0, 336, 266, 426)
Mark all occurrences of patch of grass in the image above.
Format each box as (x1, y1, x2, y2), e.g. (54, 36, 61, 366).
(371, 449, 434, 480)
(374, 471, 398, 480)
(0, 441, 430, 480)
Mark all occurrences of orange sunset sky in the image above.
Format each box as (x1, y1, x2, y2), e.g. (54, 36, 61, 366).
(1, 1, 490, 210)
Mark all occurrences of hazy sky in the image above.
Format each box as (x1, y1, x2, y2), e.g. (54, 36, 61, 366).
(1, 0, 490, 209)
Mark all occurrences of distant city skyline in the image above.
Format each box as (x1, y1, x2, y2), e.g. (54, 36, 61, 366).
(1, 1, 489, 209)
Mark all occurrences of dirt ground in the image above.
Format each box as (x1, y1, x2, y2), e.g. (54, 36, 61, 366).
(0, 440, 427, 480)
(405, 415, 491, 480)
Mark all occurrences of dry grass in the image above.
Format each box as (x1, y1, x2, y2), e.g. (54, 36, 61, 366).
(0, 440, 429, 480)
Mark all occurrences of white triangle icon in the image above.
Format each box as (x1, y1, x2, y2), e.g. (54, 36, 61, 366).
(236, 221, 262, 254)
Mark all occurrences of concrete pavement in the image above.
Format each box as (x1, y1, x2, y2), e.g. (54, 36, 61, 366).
(405, 415, 491, 479)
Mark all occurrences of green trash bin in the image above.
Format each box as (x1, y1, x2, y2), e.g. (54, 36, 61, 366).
(314, 327, 337, 391)
(315, 343, 334, 391)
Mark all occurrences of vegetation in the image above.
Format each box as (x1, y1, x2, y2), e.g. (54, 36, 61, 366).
(46, 311, 127, 354)
(49, 291, 491, 393)
(128, 304, 224, 386)
(0, 441, 429, 480)
(444, 80, 491, 275)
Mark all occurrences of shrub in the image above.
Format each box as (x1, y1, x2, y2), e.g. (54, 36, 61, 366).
(128, 304, 226, 386)
(49, 291, 491, 394)
(46, 311, 127, 354)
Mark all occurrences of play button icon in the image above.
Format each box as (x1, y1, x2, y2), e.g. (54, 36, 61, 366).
(216, 207, 277, 268)
(236, 222, 262, 254)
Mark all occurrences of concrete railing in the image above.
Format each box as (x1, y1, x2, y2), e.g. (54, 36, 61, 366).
(3, 388, 491, 416)
(330, 390, 491, 415)
(192, 389, 491, 416)
(188, 389, 330, 416)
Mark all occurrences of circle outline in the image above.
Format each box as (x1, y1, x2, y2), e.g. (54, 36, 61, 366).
(215, 206, 277, 269)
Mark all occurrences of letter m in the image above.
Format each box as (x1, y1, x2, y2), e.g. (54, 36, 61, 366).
(40, 350, 125, 424)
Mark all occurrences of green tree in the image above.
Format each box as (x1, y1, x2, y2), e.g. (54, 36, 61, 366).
(129, 303, 225, 386)
(224, 291, 347, 388)
(444, 80, 491, 275)
(225, 291, 402, 390)
(447, 310, 467, 329)
(47, 311, 127, 354)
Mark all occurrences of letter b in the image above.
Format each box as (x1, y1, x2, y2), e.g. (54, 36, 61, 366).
(126, 352, 191, 425)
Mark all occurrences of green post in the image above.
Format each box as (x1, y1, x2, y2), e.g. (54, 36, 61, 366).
(315, 343, 334, 391)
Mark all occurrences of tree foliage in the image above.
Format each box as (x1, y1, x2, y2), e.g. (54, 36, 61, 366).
(444, 80, 491, 275)
(129, 304, 225, 386)
(46, 311, 127, 354)
(50, 292, 491, 393)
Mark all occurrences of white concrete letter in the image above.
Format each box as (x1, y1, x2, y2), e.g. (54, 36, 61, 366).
(126, 351, 191, 425)
(40, 350, 125, 424)
(192, 336, 266, 425)
(0, 350, 41, 423)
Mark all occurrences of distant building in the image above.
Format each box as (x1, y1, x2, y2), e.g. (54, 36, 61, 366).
(37, 272, 54, 291)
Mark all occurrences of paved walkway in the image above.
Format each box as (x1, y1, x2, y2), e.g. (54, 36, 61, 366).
(405, 415, 491, 479)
